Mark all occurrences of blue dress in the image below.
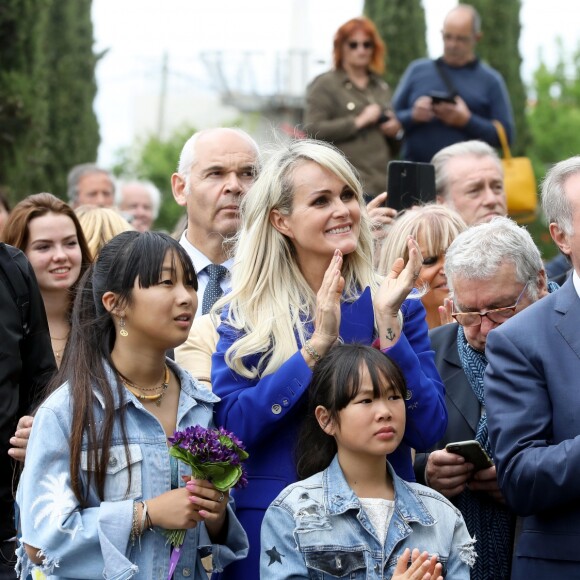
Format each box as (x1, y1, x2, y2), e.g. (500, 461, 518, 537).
(211, 288, 446, 579)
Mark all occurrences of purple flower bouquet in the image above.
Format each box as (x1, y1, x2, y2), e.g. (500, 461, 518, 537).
(164, 425, 248, 579)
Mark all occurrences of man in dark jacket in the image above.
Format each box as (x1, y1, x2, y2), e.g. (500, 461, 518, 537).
(0, 243, 56, 579)
(415, 217, 553, 580)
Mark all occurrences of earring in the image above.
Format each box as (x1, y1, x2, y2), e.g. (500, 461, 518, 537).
(119, 317, 128, 337)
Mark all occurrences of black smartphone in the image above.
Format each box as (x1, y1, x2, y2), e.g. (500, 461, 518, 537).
(386, 161, 437, 211)
(377, 112, 391, 124)
(445, 440, 494, 471)
(429, 90, 457, 105)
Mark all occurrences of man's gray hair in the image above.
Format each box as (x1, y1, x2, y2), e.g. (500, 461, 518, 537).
(541, 155, 580, 236)
(176, 127, 260, 178)
(116, 179, 162, 219)
(432, 140, 501, 200)
(67, 163, 115, 204)
(445, 216, 543, 300)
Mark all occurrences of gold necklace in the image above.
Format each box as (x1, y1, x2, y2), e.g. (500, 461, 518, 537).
(51, 334, 69, 360)
(120, 365, 170, 407)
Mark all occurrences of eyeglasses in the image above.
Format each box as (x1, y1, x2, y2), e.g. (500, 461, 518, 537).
(451, 283, 529, 327)
(347, 41, 374, 50)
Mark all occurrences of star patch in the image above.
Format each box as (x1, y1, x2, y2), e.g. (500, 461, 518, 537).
(266, 545, 285, 566)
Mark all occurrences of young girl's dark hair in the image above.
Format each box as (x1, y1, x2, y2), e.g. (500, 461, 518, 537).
(296, 344, 408, 479)
(47, 230, 197, 505)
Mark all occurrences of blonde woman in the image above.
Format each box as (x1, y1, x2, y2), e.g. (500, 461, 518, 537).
(210, 140, 446, 579)
(378, 205, 467, 329)
(75, 205, 134, 260)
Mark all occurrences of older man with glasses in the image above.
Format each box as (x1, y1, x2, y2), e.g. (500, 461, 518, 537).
(414, 216, 557, 580)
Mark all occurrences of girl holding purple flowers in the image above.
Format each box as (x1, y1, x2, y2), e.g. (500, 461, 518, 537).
(15, 231, 248, 579)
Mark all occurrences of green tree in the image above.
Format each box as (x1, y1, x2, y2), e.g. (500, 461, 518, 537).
(520, 40, 580, 260)
(43, 0, 100, 198)
(527, 40, 580, 176)
(112, 125, 198, 232)
(0, 0, 100, 203)
(364, 0, 427, 90)
(469, 0, 530, 155)
(0, 0, 51, 201)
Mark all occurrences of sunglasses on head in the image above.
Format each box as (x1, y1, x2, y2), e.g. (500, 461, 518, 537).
(347, 41, 373, 50)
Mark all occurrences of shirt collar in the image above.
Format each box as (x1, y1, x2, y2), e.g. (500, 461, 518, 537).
(179, 231, 234, 273)
(322, 455, 434, 526)
(572, 270, 580, 299)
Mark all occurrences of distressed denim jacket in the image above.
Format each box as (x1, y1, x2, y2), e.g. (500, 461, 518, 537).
(16, 359, 248, 579)
(260, 456, 475, 579)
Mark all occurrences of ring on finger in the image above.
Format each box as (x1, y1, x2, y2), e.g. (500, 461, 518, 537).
(217, 492, 225, 503)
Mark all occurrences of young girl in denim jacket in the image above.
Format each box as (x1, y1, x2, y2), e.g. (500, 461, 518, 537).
(16, 232, 248, 579)
(260, 344, 475, 579)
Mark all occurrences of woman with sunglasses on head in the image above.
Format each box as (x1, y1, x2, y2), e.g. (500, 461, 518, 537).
(377, 205, 467, 329)
(15, 231, 248, 579)
(210, 139, 447, 579)
(304, 16, 402, 202)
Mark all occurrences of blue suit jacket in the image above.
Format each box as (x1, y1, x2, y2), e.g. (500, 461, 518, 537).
(485, 277, 580, 578)
(211, 288, 446, 579)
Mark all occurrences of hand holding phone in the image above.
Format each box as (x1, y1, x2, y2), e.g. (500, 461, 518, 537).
(429, 90, 457, 105)
(377, 112, 391, 124)
(445, 440, 493, 472)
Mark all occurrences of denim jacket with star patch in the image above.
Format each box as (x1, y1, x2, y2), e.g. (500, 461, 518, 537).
(260, 455, 475, 579)
(16, 358, 248, 580)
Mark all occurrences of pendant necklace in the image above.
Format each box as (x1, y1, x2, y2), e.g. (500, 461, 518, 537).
(119, 365, 170, 407)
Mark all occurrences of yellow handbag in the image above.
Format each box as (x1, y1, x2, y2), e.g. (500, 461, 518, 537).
(493, 120, 538, 223)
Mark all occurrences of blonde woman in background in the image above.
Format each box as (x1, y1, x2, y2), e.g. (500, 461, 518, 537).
(377, 204, 467, 329)
(75, 205, 134, 260)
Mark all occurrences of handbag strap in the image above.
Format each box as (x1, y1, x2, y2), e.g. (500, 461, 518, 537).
(492, 120, 512, 160)
(434, 58, 458, 96)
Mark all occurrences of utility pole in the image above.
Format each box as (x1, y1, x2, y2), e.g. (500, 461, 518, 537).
(157, 51, 168, 138)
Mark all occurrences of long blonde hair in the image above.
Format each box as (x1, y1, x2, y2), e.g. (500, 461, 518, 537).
(216, 140, 378, 379)
(377, 204, 467, 276)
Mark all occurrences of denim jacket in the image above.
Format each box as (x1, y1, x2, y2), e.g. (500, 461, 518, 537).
(260, 456, 475, 579)
(16, 359, 248, 579)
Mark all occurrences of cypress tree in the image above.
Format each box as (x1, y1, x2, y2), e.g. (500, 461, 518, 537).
(43, 0, 100, 198)
(0, 0, 51, 201)
(364, 0, 427, 90)
(469, 0, 530, 154)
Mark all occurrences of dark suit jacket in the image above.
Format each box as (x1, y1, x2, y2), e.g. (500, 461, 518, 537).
(414, 323, 480, 483)
(485, 277, 580, 578)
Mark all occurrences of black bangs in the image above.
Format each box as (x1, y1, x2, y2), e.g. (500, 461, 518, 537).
(310, 344, 408, 418)
(336, 346, 408, 407)
(93, 231, 198, 305)
(113, 231, 197, 292)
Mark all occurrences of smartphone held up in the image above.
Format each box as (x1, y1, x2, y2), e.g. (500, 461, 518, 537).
(385, 160, 437, 212)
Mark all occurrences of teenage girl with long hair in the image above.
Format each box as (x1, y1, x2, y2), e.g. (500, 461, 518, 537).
(16, 231, 248, 579)
(4, 192, 92, 366)
(261, 344, 475, 579)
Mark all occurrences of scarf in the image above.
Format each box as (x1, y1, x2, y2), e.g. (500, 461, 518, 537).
(456, 325, 514, 580)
